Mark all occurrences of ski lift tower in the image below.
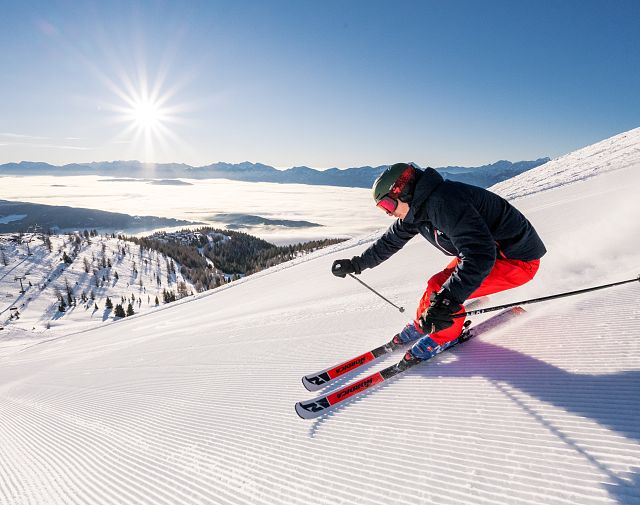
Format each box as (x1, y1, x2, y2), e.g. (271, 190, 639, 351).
(14, 276, 27, 294)
(24, 224, 40, 256)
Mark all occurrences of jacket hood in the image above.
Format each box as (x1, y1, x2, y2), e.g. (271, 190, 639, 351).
(404, 167, 444, 224)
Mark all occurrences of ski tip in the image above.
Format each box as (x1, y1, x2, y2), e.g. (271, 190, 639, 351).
(294, 402, 306, 419)
(301, 376, 320, 392)
(295, 401, 321, 420)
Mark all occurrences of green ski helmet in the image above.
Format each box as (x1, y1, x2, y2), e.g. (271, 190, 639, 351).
(372, 163, 418, 204)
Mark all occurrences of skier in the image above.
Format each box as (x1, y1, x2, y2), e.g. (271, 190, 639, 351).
(331, 163, 546, 364)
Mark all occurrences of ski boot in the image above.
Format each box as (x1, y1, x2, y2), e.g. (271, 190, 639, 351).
(389, 323, 423, 350)
(400, 321, 473, 369)
(396, 349, 424, 372)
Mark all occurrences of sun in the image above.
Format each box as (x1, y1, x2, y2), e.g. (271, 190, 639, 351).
(103, 61, 189, 162)
(108, 84, 183, 162)
(129, 98, 165, 131)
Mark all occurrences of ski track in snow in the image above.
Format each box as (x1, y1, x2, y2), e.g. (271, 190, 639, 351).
(1, 128, 640, 504)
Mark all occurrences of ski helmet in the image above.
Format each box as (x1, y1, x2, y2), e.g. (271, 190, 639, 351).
(372, 163, 418, 204)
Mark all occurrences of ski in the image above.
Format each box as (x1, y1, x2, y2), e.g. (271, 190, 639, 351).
(301, 296, 490, 392)
(301, 336, 402, 392)
(295, 306, 525, 419)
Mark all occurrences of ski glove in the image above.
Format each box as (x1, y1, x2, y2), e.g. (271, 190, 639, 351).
(418, 289, 462, 334)
(331, 258, 361, 278)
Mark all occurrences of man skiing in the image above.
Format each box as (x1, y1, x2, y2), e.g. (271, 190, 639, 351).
(331, 162, 546, 364)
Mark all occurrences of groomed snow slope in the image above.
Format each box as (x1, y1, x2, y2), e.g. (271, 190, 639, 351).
(1, 129, 639, 505)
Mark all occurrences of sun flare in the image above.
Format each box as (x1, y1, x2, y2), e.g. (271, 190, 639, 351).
(129, 99, 165, 131)
(107, 82, 185, 162)
(103, 57, 189, 162)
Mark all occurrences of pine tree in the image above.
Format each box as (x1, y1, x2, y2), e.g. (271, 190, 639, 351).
(105, 297, 113, 309)
(177, 281, 189, 299)
(126, 303, 135, 316)
(114, 304, 126, 318)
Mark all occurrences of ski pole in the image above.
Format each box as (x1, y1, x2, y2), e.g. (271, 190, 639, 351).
(347, 273, 405, 313)
(455, 274, 640, 318)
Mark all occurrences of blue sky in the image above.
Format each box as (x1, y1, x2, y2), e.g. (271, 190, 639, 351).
(0, 0, 638, 168)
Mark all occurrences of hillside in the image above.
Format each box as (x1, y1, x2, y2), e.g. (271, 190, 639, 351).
(0, 129, 639, 504)
(0, 229, 346, 355)
(0, 233, 198, 356)
(0, 199, 197, 234)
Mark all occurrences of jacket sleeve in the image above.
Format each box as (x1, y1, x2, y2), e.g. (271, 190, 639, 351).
(353, 220, 419, 271)
(432, 199, 497, 303)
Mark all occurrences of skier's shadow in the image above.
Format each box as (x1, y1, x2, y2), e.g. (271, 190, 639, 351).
(433, 339, 640, 443)
(307, 338, 640, 501)
(309, 338, 640, 442)
(436, 339, 640, 504)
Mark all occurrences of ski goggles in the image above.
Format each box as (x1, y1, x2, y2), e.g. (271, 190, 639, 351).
(376, 195, 398, 214)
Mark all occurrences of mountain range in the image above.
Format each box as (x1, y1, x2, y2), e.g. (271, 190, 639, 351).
(0, 158, 550, 189)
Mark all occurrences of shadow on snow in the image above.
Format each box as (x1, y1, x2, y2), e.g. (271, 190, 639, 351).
(307, 337, 640, 502)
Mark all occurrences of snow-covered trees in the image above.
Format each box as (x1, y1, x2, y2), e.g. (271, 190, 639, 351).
(162, 289, 176, 303)
(114, 304, 126, 318)
(177, 281, 190, 298)
(3, 228, 341, 331)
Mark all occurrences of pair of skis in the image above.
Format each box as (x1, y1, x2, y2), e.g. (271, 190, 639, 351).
(295, 304, 526, 419)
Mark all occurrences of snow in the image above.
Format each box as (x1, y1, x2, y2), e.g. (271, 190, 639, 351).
(1, 128, 640, 504)
(490, 127, 640, 201)
(0, 235, 197, 357)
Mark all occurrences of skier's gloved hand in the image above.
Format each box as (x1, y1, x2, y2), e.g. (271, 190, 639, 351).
(331, 258, 361, 278)
(418, 288, 463, 334)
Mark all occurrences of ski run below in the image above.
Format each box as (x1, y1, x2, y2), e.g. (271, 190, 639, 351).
(1, 128, 639, 505)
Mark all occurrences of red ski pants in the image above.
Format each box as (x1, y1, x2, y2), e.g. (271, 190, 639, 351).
(415, 257, 540, 345)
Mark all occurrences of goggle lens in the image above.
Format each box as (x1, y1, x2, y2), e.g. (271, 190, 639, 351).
(376, 195, 398, 214)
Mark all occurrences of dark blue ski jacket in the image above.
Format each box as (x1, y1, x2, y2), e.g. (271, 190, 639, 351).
(353, 167, 546, 303)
